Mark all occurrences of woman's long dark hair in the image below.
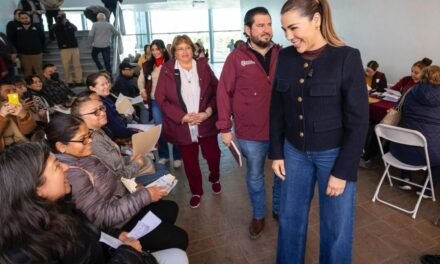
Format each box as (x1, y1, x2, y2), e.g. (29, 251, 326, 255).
(0, 142, 79, 263)
(45, 113, 84, 153)
(145, 39, 170, 77)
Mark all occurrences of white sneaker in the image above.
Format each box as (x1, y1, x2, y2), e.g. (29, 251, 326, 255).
(173, 160, 182, 168)
(416, 190, 433, 199)
(398, 178, 412, 191)
(157, 158, 169, 165)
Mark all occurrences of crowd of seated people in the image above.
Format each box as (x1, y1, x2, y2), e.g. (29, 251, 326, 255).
(0, 142, 188, 263)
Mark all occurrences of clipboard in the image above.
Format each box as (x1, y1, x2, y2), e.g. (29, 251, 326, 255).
(131, 124, 162, 156)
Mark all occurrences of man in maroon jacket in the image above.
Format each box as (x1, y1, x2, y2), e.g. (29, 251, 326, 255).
(216, 7, 281, 239)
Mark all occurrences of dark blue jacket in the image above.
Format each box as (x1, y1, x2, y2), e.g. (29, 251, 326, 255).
(390, 83, 440, 166)
(112, 75, 139, 98)
(101, 96, 135, 140)
(269, 45, 369, 181)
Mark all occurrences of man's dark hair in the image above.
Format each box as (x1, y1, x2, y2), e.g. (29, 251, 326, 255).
(18, 11, 30, 18)
(243, 7, 270, 28)
(42, 63, 55, 71)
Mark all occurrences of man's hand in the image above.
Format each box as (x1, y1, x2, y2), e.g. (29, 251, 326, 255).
(221, 132, 233, 147)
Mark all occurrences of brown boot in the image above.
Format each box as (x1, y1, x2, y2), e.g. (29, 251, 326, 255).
(249, 218, 265, 239)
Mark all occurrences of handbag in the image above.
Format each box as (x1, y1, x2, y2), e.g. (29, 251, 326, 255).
(380, 88, 412, 126)
(109, 245, 159, 264)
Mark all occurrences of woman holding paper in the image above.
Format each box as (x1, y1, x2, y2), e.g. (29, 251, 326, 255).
(45, 113, 189, 252)
(0, 142, 188, 264)
(71, 91, 167, 185)
(155, 35, 221, 209)
(86, 72, 136, 140)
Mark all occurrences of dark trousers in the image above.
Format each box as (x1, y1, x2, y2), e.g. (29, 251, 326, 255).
(34, 23, 46, 51)
(122, 200, 188, 251)
(363, 123, 380, 160)
(178, 135, 221, 196)
(91, 46, 111, 72)
(45, 9, 60, 40)
(401, 166, 440, 187)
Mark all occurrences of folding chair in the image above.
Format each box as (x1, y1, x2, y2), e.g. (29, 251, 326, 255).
(372, 124, 435, 219)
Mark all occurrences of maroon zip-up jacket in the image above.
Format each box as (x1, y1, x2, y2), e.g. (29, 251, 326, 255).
(155, 57, 219, 145)
(216, 43, 281, 141)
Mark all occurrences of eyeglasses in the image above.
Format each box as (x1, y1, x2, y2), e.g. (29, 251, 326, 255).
(66, 130, 94, 145)
(80, 105, 106, 116)
(175, 46, 192, 52)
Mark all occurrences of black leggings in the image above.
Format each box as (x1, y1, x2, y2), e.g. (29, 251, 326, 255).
(122, 200, 188, 252)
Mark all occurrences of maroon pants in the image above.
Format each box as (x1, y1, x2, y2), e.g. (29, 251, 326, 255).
(178, 135, 221, 196)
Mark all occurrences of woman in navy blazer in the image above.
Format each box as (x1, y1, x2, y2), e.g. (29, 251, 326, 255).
(269, 0, 369, 263)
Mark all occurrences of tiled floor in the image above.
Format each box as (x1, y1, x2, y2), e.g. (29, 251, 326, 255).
(164, 142, 440, 264)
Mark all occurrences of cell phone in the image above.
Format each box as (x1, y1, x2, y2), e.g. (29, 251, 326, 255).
(22, 91, 33, 101)
(7, 93, 20, 105)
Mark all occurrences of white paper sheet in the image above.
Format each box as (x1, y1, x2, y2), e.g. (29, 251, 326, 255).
(127, 211, 162, 239)
(146, 174, 178, 194)
(99, 232, 123, 249)
(130, 96, 144, 104)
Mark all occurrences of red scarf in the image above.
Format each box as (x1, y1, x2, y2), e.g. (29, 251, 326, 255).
(155, 56, 164, 67)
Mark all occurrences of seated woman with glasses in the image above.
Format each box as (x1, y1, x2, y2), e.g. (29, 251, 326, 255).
(71, 91, 168, 185)
(86, 72, 137, 141)
(45, 113, 188, 252)
(0, 142, 189, 264)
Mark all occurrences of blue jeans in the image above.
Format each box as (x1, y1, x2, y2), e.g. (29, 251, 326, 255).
(133, 102, 149, 124)
(276, 141, 356, 264)
(151, 100, 181, 160)
(135, 163, 169, 186)
(238, 139, 281, 219)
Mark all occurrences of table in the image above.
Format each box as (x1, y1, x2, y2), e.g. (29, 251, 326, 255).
(369, 96, 396, 123)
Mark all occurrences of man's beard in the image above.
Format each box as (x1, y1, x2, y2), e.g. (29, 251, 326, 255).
(250, 34, 272, 49)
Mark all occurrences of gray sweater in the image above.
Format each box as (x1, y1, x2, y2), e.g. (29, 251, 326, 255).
(91, 129, 140, 179)
(89, 21, 119, 48)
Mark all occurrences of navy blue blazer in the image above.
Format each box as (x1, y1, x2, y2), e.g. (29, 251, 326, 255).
(269, 45, 369, 181)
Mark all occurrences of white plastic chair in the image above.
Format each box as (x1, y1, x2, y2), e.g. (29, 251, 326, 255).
(372, 124, 435, 219)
